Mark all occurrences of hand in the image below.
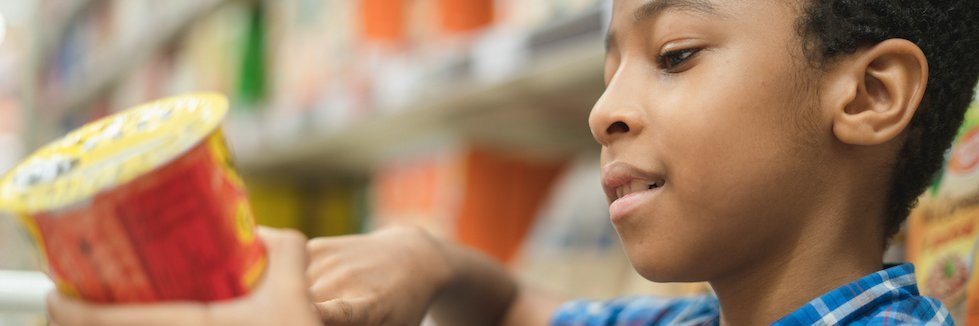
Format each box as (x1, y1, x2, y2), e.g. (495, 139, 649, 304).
(306, 226, 454, 325)
(47, 227, 320, 326)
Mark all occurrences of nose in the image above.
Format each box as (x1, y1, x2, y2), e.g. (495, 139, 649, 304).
(588, 85, 645, 146)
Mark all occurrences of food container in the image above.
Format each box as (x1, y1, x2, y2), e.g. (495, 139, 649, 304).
(0, 93, 265, 303)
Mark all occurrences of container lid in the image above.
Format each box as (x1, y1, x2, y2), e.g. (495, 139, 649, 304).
(0, 93, 228, 213)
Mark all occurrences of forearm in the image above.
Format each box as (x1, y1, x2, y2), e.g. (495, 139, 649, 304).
(429, 239, 518, 326)
(428, 237, 563, 326)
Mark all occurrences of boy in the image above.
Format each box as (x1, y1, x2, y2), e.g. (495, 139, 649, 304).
(47, 0, 979, 325)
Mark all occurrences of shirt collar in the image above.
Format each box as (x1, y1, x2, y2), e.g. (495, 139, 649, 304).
(772, 263, 921, 325)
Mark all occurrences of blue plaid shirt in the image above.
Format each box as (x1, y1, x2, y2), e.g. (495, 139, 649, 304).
(551, 264, 951, 325)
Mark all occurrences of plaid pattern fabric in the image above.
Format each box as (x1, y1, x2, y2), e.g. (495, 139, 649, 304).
(551, 264, 952, 326)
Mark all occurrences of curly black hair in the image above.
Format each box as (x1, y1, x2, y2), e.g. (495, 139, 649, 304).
(797, 0, 979, 241)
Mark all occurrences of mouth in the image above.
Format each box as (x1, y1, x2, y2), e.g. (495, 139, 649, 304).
(613, 178, 666, 200)
(602, 162, 667, 204)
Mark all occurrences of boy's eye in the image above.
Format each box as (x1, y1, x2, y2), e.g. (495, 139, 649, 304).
(656, 48, 701, 72)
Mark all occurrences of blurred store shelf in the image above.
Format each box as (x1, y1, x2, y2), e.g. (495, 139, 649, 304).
(38, 0, 94, 63)
(232, 8, 608, 177)
(44, 0, 234, 119)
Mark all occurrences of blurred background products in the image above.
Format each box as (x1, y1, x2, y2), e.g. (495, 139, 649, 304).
(907, 100, 979, 324)
(0, 0, 976, 325)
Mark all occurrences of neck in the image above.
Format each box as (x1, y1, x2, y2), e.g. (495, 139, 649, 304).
(710, 189, 887, 325)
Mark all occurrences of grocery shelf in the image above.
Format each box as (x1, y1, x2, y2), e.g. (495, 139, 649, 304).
(33, 2, 610, 178)
(38, 0, 93, 64)
(44, 0, 234, 119)
(233, 33, 607, 177)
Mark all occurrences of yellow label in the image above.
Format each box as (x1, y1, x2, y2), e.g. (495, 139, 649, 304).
(235, 201, 257, 244)
(13, 212, 50, 272)
(242, 251, 267, 290)
(208, 130, 245, 190)
(0, 93, 229, 213)
(55, 279, 81, 299)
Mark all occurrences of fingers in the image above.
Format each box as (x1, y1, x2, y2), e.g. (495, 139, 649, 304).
(313, 298, 374, 325)
(306, 234, 359, 255)
(46, 292, 209, 326)
(305, 235, 358, 298)
(307, 264, 361, 303)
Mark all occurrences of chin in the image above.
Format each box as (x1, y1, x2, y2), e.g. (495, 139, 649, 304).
(615, 222, 716, 283)
(627, 252, 705, 283)
(632, 264, 693, 283)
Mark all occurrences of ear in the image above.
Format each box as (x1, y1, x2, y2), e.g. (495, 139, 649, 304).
(824, 39, 928, 146)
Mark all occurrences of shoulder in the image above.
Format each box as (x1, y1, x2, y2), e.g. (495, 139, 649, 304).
(550, 295, 719, 326)
(854, 295, 953, 326)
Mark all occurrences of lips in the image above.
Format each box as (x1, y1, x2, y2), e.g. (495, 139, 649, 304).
(614, 179, 665, 199)
(602, 162, 666, 204)
(602, 162, 666, 221)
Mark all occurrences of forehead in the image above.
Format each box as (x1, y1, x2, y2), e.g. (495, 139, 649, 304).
(613, 0, 722, 23)
(607, 0, 802, 44)
(610, 0, 799, 24)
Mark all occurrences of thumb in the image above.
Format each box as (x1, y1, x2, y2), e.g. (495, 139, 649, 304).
(314, 298, 374, 325)
(254, 227, 309, 293)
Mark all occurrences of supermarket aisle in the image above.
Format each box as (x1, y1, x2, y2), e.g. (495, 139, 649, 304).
(0, 0, 977, 325)
(0, 0, 676, 322)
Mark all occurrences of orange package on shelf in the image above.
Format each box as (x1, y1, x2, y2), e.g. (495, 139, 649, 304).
(361, 0, 408, 43)
(455, 148, 567, 264)
(371, 154, 450, 234)
(437, 0, 494, 34)
(0, 93, 265, 303)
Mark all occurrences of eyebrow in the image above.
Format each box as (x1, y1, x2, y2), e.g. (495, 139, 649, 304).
(605, 0, 720, 50)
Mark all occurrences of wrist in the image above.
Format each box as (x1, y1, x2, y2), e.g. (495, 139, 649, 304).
(385, 226, 457, 298)
(421, 228, 519, 325)
(415, 227, 458, 294)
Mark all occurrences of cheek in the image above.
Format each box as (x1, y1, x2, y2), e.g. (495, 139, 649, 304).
(663, 50, 809, 197)
(646, 63, 813, 248)
(664, 88, 790, 195)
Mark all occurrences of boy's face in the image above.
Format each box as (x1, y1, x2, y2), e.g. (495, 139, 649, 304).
(595, 0, 828, 281)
